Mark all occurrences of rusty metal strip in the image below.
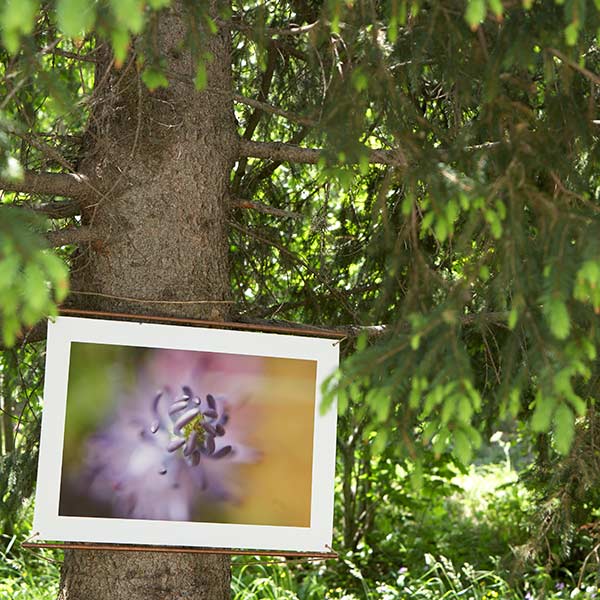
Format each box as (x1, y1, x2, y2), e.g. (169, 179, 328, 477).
(57, 307, 346, 340)
(22, 541, 338, 559)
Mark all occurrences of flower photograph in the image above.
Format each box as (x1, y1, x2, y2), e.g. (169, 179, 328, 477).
(58, 342, 318, 528)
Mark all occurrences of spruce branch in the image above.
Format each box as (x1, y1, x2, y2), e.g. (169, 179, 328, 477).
(239, 44, 278, 136)
(0, 126, 108, 204)
(238, 139, 407, 167)
(0, 171, 88, 197)
(230, 219, 359, 319)
(240, 127, 310, 197)
(547, 48, 600, 86)
(46, 48, 99, 62)
(46, 225, 95, 246)
(237, 311, 510, 339)
(18, 199, 82, 219)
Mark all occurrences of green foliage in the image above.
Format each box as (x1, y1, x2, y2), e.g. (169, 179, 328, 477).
(194, 62, 207, 91)
(225, 452, 599, 599)
(1, 0, 164, 53)
(542, 296, 571, 341)
(465, 0, 487, 31)
(56, 0, 95, 38)
(0, 345, 45, 523)
(294, 0, 600, 461)
(0, 0, 39, 54)
(0, 210, 68, 347)
(140, 66, 169, 91)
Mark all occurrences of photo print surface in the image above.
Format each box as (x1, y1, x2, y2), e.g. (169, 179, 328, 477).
(34, 316, 338, 551)
(59, 343, 316, 527)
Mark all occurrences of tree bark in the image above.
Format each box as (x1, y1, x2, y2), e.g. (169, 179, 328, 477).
(58, 550, 231, 599)
(57, 4, 235, 599)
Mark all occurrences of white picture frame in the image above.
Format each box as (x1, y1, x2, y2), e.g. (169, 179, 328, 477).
(33, 316, 338, 553)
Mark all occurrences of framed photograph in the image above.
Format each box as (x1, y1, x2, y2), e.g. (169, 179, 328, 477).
(33, 316, 339, 553)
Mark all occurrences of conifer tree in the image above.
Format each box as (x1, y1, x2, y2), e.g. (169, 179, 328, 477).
(1, 0, 600, 597)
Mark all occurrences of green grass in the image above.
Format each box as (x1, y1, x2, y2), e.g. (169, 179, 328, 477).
(0, 536, 60, 600)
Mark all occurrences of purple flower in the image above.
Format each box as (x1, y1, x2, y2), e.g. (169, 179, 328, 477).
(154, 387, 234, 474)
(78, 350, 262, 521)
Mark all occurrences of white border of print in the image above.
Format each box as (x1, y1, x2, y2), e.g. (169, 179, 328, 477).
(33, 316, 338, 552)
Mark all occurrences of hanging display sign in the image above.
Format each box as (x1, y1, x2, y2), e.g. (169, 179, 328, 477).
(33, 315, 338, 553)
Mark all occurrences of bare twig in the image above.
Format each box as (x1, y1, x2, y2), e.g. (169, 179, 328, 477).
(271, 39, 309, 62)
(238, 311, 509, 340)
(577, 542, 600, 588)
(39, 39, 104, 63)
(47, 48, 98, 63)
(238, 139, 407, 167)
(236, 316, 387, 338)
(233, 94, 317, 127)
(0, 121, 79, 172)
(2, 309, 511, 351)
(269, 21, 320, 36)
(0, 123, 116, 206)
(229, 17, 320, 37)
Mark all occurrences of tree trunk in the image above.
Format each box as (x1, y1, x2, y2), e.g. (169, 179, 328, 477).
(58, 4, 236, 599)
(58, 550, 230, 599)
